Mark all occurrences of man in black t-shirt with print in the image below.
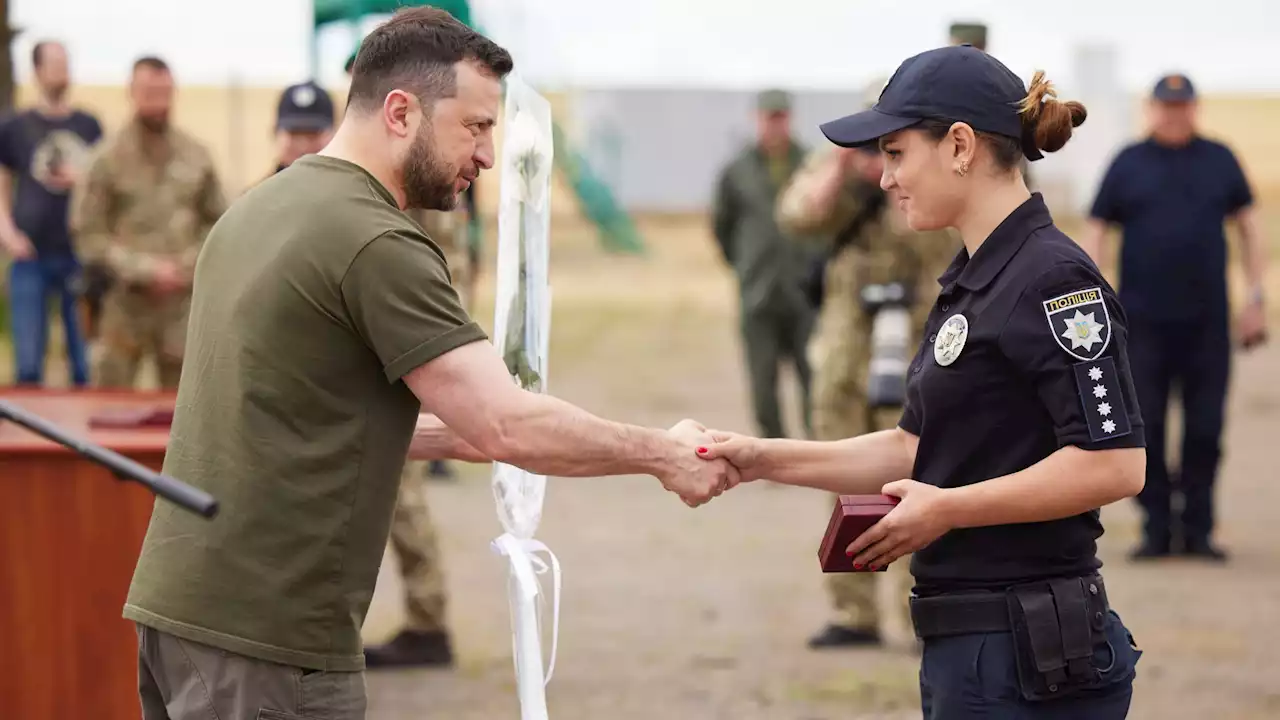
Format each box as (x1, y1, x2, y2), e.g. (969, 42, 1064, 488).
(0, 39, 102, 387)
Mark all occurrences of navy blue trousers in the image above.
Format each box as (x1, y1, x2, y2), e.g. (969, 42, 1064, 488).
(919, 610, 1141, 719)
(1127, 315, 1231, 545)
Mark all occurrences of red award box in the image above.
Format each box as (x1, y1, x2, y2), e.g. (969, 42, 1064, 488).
(818, 494, 900, 573)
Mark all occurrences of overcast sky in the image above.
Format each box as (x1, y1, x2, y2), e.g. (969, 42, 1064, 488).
(11, 0, 1280, 94)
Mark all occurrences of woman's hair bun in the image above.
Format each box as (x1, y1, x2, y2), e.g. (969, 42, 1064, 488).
(1020, 70, 1087, 154)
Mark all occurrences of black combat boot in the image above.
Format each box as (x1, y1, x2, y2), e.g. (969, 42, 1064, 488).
(363, 630, 454, 668)
(807, 624, 880, 649)
(426, 460, 455, 481)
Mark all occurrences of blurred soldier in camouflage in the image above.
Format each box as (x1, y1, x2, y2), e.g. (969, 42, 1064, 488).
(948, 22, 987, 50)
(777, 80, 959, 650)
(70, 56, 226, 390)
(712, 89, 815, 440)
(335, 54, 465, 668)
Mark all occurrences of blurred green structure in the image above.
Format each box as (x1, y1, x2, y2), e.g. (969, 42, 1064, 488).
(312, 0, 645, 255)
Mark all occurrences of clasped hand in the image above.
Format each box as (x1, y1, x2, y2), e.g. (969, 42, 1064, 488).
(667, 422, 954, 569)
(659, 421, 775, 507)
(659, 419, 741, 507)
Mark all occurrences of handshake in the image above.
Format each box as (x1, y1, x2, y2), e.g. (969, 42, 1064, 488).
(657, 419, 763, 508)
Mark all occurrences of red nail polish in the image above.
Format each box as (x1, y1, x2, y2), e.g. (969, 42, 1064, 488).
(696, 447, 708, 454)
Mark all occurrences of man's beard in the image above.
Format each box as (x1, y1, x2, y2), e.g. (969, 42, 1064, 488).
(137, 113, 169, 134)
(42, 83, 68, 104)
(402, 124, 460, 211)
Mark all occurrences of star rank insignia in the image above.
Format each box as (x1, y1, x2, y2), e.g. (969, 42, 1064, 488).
(1072, 357, 1131, 441)
(1043, 287, 1112, 362)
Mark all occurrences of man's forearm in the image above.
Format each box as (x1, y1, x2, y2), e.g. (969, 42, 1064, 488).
(1237, 208, 1268, 293)
(1080, 219, 1109, 268)
(486, 392, 678, 478)
(758, 428, 915, 494)
(0, 174, 20, 246)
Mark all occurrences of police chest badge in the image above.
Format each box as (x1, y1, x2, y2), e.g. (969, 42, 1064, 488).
(933, 314, 968, 367)
(1042, 287, 1111, 362)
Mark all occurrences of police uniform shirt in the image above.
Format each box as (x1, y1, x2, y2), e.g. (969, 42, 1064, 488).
(1090, 137, 1253, 322)
(899, 194, 1145, 594)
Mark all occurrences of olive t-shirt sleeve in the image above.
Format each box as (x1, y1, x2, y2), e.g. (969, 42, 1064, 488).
(997, 262, 1145, 451)
(341, 229, 488, 382)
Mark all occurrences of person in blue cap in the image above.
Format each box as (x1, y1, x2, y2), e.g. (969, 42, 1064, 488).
(1083, 73, 1268, 563)
(696, 45, 1145, 718)
(269, 80, 336, 177)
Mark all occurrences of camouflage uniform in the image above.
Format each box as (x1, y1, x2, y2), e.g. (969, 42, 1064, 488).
(948, 22, 987, 50)
(778, 147, 959, 649)
(70, 120, 226, 389)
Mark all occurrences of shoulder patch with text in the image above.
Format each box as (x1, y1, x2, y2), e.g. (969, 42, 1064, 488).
(1043, 287, 1112, 362)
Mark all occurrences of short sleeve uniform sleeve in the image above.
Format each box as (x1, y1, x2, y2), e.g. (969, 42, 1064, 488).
(1222, 147, 1254, 215)
(1089, 151, 1128, 225)
(998, 263, 1145, 451)
(341, 230, 488, 382)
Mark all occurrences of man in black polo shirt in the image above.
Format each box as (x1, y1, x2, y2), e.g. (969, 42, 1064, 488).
(1083, 74, 1269, 562)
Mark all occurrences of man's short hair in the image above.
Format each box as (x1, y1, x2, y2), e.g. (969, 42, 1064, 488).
(32, 40, 62, 70)
(133, 56, 170, 74)
(345, 7, 514, 114)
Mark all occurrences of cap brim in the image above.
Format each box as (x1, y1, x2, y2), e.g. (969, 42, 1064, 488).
(819, 108, 921, 148)
(1153, 88, 1195, 102)
(277, 116, 333, 132)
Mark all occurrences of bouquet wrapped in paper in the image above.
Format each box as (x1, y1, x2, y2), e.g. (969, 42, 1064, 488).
(489, 73, 558, 720)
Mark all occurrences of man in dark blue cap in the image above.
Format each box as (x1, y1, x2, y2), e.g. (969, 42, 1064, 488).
(1083, 73, 1269, 563)
(270, 80, 336, 177)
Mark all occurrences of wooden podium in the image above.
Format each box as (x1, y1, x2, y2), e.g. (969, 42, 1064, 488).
(0, 389, 176, 720)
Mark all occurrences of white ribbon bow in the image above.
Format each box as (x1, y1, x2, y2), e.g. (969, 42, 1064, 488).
(491, 533, 563, 694)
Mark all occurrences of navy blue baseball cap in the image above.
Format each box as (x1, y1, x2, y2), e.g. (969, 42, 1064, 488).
(820, 45, 1045, 160)
(276, 80, 335, 132)
(1152, 74, 1195, 102)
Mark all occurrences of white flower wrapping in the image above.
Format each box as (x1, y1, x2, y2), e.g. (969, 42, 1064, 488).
(504, 104, 554, 211)
(489, 74, 559, 720)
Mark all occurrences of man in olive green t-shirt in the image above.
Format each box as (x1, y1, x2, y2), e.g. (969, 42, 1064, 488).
(124, 9, 738, 720)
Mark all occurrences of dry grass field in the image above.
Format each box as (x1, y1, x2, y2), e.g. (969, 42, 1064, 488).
(7, 205, 1280, 719)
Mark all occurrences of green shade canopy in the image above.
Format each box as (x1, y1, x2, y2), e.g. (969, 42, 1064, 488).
(314, 0, 473, 28)
(315, 0, 644, 254)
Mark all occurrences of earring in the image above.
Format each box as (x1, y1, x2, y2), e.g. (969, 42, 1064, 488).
(956, 163, 969, 177)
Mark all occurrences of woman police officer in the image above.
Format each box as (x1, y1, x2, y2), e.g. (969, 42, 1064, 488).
(697, 45, 1145, 717)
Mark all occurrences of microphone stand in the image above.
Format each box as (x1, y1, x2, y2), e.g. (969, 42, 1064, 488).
(0, 399, 219, 519)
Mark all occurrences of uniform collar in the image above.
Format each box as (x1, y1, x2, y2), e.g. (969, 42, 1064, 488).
(752, 139, 804, 165)
(939, 193, 1054, 292)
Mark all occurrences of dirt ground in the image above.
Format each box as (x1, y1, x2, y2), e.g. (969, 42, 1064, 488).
(9, 212, 1280, 719)
(355, 214, 1280, 720)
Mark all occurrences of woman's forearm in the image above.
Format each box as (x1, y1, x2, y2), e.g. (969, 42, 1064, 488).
(759, 428, 916, 494)
(942, 446, 1145, 529)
